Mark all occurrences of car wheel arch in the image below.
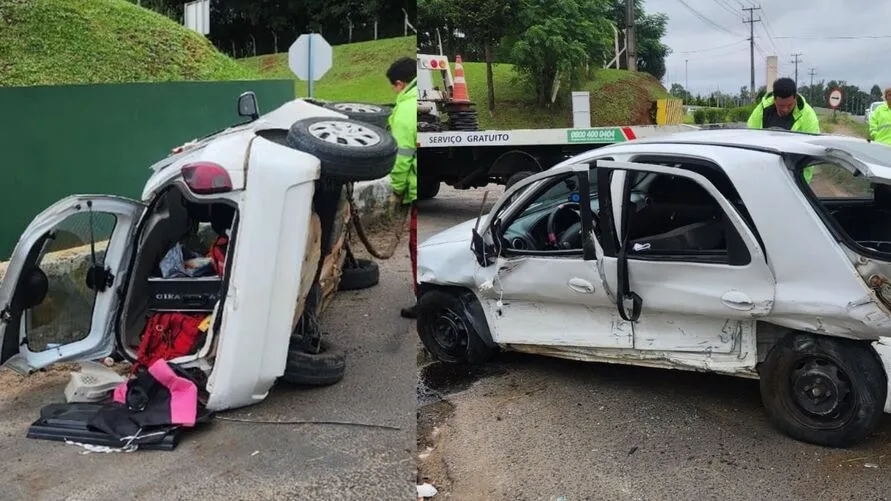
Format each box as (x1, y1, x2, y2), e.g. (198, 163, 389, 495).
(418, 283, 497, 349)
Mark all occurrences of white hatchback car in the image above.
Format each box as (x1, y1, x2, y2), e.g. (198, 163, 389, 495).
(417, 128, 891, 448)
(0, 93, 396, 412)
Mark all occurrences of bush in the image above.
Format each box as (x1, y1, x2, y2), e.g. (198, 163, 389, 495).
(693, 109, 706, 124)
(705, 108, 728, 124)
(729, 106, 754, 123)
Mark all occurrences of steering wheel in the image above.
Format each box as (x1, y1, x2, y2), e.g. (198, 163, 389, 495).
(545, 202, 600, 249)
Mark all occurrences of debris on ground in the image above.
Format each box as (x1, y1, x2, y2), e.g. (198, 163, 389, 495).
(416, 482, 438, 499)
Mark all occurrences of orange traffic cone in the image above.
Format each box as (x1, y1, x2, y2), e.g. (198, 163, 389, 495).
(451, 55, 471, 103)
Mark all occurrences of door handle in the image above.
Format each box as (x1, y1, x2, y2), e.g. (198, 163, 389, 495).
(721, 291, 754, 311)
(568, 277, 595, 294)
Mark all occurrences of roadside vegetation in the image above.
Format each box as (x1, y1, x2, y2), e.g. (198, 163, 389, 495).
(459, 62, 669, 129)
(419, 0, 672, 129)
(238, 36, 416, 105)
(0, 0, 256, 86)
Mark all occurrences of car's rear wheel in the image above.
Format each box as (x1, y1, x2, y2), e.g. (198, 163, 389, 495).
(417, 288, 494, 364)
(286, 117, 397, 183)
(759, 333, 886, 448)
(284, 282, 346, 385)
(282, 339, 347, 386)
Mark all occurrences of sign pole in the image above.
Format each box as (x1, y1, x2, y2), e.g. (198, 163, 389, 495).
(307, 33, 314, 98)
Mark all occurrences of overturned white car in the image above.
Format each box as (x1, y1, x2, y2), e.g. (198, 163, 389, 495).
(0, 93, 395, 412)
(417, 128, 891, 448)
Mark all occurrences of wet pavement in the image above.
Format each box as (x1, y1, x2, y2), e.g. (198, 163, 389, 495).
(415, 184, 891, 501)
(0, 228, 417, 501)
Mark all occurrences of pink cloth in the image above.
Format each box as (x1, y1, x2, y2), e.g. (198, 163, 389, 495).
(112, 360, 198, 427)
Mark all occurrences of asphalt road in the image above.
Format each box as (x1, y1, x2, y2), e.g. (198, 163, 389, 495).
(0, 230, 417, 501)
(416, 185, 891, 501)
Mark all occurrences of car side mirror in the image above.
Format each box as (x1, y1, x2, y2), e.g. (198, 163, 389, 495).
(11, 267, 49, 310)
(238, 91, 260, 121)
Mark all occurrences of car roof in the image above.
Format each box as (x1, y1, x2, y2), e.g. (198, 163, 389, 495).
(588, 128, 891, 183)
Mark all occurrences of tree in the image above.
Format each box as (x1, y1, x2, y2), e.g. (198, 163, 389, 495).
(418, 0, 453, 53)
(669, 83, 690, 102)
(447, 0, 519, 115)
(608, 0, 670, 80)
(872, 84, 883, 100)
(512, 0, 614, 106)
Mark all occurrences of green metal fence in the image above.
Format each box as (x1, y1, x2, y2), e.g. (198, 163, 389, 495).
(0, 79, 294, 259)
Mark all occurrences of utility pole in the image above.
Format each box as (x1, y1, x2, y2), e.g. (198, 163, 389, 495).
(808, 67, 816, 102)
(625, 0, 637, 71)
(685, 59, 689, 95)
(742, 7, 761, 103)
(790, 53, 803, 85)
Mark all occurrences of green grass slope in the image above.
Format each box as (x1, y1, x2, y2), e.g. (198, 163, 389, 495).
(459, 62, 670, 129)
(0, 0, 256, 86)
(239, 36, 416, 105)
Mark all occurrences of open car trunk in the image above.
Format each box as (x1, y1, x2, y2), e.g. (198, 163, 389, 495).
(117, 185, 237, 368)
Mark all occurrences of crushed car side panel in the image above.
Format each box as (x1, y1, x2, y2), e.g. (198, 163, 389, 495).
(665, 145, 891, 338)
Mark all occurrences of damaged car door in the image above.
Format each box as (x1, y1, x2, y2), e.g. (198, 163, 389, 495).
(593, 159, 776, 369)
(472, 164, 633, 349)
(0, 195, 144, 373)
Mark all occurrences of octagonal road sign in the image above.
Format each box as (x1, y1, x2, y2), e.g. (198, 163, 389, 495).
(288, 33, 333, 97)
(828, 88, 843, 109)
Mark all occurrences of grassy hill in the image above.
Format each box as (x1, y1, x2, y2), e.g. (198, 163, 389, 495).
(239, 36, 416, 105)
(0, 0, 256, 86)
(457, 62, 670, 129)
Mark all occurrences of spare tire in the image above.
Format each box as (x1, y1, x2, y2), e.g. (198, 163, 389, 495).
(282, 339, 346, 386)
(323, 102, 392, 129)
(339, 258, 380, 291)
(287, 117, 397, 183)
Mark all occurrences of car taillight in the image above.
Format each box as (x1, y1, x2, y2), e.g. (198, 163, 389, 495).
(181, 162, 233, 194)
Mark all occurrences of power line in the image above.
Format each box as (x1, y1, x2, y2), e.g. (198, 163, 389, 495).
(755, 3, 780, 54)
(675, 0, 742, 37)
(711, 0, 741, 18)
(677, 39, 748, 54)
(774, 35, 891, 40)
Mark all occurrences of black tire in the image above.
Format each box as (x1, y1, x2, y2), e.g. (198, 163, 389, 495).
(338, 258, 380, 291)
(282, 339, 346, 386)
(287, 117, 397, 183)
(323, 102, 392, 129)
(417, 288, 495, 364)
(506, 170, 535, 189)
(418, 175, 441, 200)
(759, 333, 887, 448)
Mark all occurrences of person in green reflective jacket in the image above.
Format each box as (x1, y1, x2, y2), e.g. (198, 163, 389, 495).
(384, 57, 420, 319)
(747, 77, 821, 183)
(869, 87, 891, 146)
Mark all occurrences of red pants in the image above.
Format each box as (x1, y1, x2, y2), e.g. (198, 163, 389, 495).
(409, 203, 418, 295)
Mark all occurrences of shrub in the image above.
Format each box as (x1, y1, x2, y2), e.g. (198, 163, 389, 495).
(693, 109, 706, 124)
(729, 106, 754, 123)
(705, 108, 728, 124)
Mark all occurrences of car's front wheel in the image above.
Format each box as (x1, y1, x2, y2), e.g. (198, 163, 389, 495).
(417, 288, 495, 364)
(759, 332, 887, 448)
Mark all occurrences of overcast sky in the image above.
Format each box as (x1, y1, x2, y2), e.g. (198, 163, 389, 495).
(657, 0, 891, 96)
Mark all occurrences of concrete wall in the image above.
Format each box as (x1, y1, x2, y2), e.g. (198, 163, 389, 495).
(0, 79, 295, 260)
